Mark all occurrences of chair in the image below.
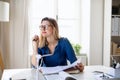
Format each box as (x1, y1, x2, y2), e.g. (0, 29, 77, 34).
(0, 50, 4, 72)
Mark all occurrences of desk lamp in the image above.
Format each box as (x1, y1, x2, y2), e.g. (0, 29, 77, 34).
(0, 1, 9, 72)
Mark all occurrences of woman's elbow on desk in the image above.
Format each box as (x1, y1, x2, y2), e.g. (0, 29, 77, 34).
(31, 54, 37, 67)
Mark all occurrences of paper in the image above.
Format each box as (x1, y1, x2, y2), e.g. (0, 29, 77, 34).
(39, 60, 81, 74)
(92, 67, 115, 80)
(44, 71, 76, 80)
(93, 73, 115, 80)
(44, 74, 62, 80)
(59, 71, 76, 80)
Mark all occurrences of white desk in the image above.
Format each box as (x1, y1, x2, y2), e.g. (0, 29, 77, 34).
(1, 65, 119, 80)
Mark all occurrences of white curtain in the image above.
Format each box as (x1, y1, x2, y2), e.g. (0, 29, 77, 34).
(9, 0, 29, 68)
(0, 0, 30, 69)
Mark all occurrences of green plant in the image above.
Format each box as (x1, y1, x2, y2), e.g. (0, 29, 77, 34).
(72, 43, 81, 55)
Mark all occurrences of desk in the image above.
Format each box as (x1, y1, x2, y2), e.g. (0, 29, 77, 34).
(1, 65, 120, 80)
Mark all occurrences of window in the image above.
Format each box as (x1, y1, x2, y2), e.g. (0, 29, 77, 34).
(28, 0, 90, 55)
(58, 0, 81, 43)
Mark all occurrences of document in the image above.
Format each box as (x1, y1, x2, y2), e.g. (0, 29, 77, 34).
(92, 66, 116, 80)
(93, 73, 114, 80)
(44, 71, 76, 80)
(44, 74, 62, 80)
(39, 60, 80, 74)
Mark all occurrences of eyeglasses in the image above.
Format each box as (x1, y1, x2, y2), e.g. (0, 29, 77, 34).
(39, 25, 51, 30)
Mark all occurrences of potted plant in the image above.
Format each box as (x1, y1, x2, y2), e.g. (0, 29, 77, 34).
(72, 43, 81, 56)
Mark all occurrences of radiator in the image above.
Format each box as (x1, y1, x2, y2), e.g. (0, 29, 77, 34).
(76, 56, 87, 66)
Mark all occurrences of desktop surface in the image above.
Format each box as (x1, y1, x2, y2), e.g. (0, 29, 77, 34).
(114, 68, 120, 78)
(1, 65, 120, 80)
(103, 78, 120, 80)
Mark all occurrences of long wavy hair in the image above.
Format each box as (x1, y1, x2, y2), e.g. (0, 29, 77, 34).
(39, 17, 60, 48)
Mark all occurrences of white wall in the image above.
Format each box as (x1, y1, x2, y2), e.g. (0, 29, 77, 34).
(80, 0, 90, 61)
(103, 0, 112, 66)
(89, 0, 104, 65)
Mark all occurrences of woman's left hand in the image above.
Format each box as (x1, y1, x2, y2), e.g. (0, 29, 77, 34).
(75, 63, 84, 72)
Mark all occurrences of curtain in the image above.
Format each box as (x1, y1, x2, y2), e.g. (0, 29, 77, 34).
(0, 22, 10, 69)
(0, 0, 30, 69)
(9, 0, 29, 68)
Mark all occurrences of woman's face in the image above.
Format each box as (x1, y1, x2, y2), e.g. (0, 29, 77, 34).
(40, 20, 53, 37)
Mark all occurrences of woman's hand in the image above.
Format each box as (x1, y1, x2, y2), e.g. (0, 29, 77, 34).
(75, 63, 84, 72)
(32, 35, 39, 42)
(32, 35, 39, 54)
(31, 35, 39, 66)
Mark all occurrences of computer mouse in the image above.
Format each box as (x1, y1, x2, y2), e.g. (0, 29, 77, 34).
(65, 77, 77, 80)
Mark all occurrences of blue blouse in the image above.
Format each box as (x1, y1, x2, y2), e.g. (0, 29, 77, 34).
(38, 37, 77, 67)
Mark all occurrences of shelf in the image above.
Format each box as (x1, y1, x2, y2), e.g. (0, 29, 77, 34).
(112, 15, 120, 17)
(111, 55, 120, 56)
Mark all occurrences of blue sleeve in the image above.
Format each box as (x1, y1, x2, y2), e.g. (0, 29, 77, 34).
(63, 38, 77, 64)
(37, 48, 45, 66)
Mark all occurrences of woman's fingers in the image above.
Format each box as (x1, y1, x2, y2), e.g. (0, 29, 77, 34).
(32, 35, 39, 41)
(32, 35, 39, 46)
(75, 63, 84, 72)
(32, 35, 39, 54)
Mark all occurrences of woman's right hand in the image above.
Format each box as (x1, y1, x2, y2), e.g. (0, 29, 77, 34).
(32, 35, 39, 54)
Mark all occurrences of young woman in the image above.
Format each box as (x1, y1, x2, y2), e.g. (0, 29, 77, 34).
(31, 17, 84, 72)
